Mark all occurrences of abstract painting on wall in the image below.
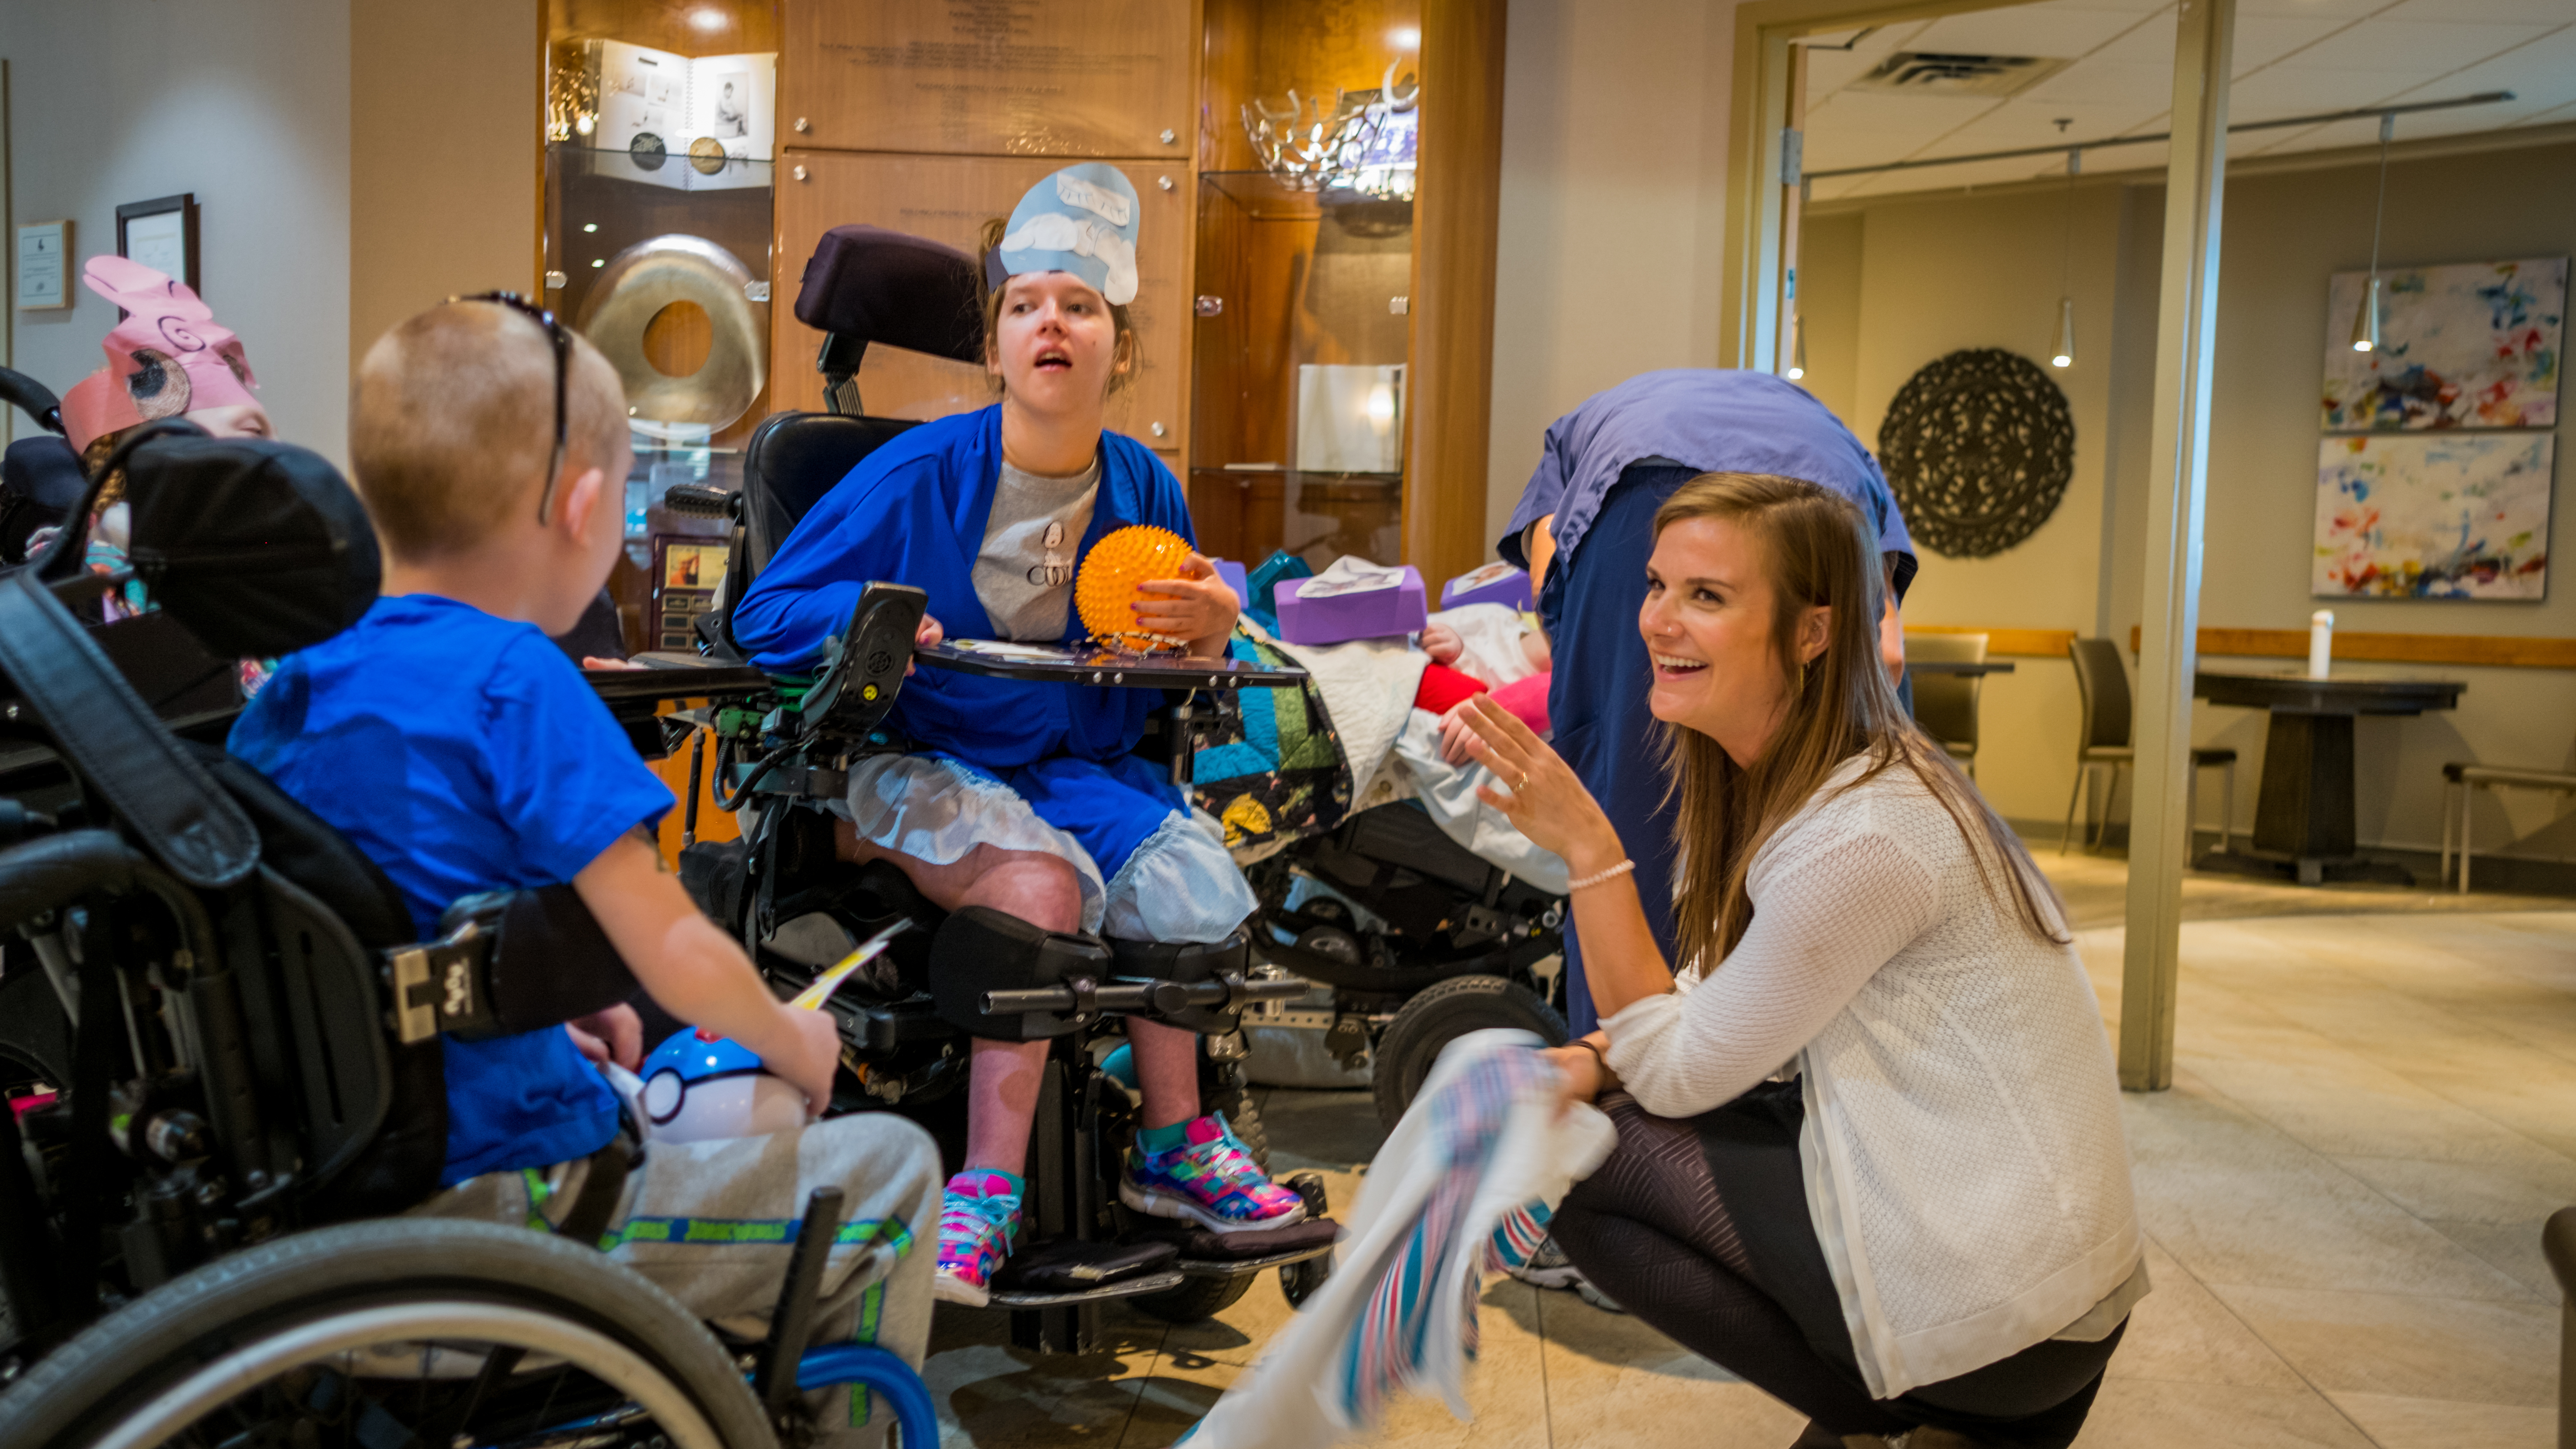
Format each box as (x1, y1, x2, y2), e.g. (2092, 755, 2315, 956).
(2320, 258, 2565, 431)
(2314, 433, 2553, 599)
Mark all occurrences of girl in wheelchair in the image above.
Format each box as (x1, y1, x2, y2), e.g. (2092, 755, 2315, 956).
(732, 165, 1307, 1306)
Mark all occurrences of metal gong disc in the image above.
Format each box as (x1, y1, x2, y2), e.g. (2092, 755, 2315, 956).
(576, 234, 766, 433)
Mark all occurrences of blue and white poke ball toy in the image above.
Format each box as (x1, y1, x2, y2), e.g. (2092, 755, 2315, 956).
(636, 1028, 808, 1144)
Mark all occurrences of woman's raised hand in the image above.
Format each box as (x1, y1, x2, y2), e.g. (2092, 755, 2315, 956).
(1457, 694, 1623, 872)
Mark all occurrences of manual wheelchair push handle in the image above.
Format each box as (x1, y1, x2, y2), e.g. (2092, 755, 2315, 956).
(981, 970, 1306, 1020)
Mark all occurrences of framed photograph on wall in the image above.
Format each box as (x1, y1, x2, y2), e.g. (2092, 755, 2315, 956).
(15, 219, 70, 309)
(115, 193, 198, 291)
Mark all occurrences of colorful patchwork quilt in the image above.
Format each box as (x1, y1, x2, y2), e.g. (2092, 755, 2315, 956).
(1191, 631, 1352, 858)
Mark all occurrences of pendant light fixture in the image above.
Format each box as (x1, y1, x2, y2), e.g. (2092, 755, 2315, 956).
(2352, 112, 2394, 353)
(1786, 311, 1808, 380)
(2050, 144, 2079, 368)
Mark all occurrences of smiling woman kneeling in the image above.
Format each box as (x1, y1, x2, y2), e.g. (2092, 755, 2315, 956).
(1453, 474, 2143, 1449)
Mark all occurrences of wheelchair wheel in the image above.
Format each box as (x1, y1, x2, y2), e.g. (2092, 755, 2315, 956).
(0, 1219, 774, 1449)
(1371, 976, 1569, 1133)
(1127, 1271, 1256, 1325)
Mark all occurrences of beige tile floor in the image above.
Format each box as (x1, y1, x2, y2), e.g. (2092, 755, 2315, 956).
(914, 867, 2576, 1449)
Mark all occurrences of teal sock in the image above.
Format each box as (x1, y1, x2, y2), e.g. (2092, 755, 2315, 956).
(1136, 1119, 1192, 1155)
(947, 1168, 1024, 1202)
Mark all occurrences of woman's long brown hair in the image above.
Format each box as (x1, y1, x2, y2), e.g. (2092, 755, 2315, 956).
(1656, 473, 2069, 978)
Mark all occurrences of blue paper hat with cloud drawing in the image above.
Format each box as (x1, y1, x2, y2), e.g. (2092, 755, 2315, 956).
(984, 163, 1141, 307)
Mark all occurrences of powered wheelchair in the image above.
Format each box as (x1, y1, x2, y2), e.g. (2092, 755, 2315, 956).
(694, 226, 1566, 1162)
(0, 415, 954, 1449)
(591, 224, 1340, 1349)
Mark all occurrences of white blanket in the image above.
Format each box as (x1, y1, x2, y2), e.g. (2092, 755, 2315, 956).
(1390, 710, 1570, 895)
(1244, 618, 1428, 806)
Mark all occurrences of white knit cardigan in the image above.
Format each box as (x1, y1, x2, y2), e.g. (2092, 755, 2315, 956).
(1602, 756, 2146, 1399)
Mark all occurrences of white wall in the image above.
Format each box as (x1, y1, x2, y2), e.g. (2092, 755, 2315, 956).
(1807, 182, 2139, 828)
(1, 0, 352, 466)
(1485, 0, 1739, 549)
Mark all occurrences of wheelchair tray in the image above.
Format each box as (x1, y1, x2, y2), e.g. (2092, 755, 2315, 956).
(983, 1268, 1189, 1308)
(584, 653, 773, 706)
(916, 640, 1308, 690)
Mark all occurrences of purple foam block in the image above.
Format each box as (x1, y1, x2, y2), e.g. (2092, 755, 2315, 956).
(1441, 562, 1531, 612)
(1276, 566, 1429, 646)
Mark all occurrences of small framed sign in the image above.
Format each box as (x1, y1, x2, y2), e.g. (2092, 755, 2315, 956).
(15, 220, 70, 309)
(116, 193, 198, 291)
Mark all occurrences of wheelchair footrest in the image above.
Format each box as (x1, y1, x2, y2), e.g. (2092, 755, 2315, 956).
(989, 1236, 1178, 1298)
(1129, 1216, 1340, 1274)
(985, 1270, 1188, 1308)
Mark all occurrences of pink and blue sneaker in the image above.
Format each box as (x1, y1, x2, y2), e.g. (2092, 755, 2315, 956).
(934, 1169, 1021, 1307)
(1120, 1113, 1307, 1233)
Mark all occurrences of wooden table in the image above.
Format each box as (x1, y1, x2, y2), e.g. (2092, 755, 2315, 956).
(2191, 671, 2465, 885)
(1905, 661, 2018, 676)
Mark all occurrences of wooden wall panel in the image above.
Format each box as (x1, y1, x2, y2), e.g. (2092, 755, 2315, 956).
(784, 0, 1197, 159)
(2126, 625, 2576, 670)
(773, 150, 1193, 455)
(1401, 0, 1504, 585)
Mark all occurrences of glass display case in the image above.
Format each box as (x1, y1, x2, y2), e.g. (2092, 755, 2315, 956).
(542, 0, 780, 652)
(1191, 0, 1421, 572)
(1189, 172, 1411, 570)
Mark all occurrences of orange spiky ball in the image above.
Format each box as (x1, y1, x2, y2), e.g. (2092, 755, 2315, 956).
(1076, 524, 1193, 652)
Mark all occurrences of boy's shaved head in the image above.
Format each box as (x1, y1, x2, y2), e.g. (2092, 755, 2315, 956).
(351, 302, 627, 559)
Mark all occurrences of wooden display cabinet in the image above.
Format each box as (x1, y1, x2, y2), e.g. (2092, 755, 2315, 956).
(782, 0, 1199, 160)
(1190, 0, 1429, 570)
(769, 149, 1195, 476)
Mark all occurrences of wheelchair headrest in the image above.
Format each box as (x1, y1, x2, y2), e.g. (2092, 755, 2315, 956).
(125, 435, 384, 658)
(792, 226, 984, 364)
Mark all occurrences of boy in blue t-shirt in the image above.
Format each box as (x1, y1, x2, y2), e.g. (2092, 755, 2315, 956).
(229, 301, 935, 1446)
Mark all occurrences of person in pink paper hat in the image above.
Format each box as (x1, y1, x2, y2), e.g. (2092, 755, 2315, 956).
(59, 254, 272, 457)
(41, 255, 278, 687)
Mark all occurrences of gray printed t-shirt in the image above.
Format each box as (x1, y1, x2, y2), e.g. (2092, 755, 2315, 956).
(972, 456, 1101, 641)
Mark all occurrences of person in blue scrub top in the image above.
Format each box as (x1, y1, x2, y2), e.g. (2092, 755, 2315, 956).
(1499, 370, 1920, 1043)
(732, 165, 1307, 1307)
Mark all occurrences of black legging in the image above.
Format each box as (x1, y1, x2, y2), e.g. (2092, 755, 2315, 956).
(1550, 1085, 2122, 1449)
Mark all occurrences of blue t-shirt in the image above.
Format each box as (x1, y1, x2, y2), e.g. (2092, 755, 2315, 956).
(228, 594, 674, 1185)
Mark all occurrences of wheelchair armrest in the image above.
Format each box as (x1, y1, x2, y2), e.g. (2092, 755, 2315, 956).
(786, 581, 926, 749)
(385, 885, 637, 1044)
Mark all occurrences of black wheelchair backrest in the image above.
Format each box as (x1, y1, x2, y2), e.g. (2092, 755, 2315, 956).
(738, 412, 922, 593)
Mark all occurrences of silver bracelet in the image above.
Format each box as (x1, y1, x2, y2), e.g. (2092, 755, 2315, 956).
(1567, 858, 1635, 892)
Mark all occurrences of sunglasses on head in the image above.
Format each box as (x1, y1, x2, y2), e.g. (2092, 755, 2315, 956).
(447, 291, 572, 524)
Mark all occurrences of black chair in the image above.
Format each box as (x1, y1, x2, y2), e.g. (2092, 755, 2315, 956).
(2064, 637, 2236, 856)
(1907, 632, 1987, 779)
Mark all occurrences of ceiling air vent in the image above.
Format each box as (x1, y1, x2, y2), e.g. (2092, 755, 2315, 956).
(1848, 52, 2068, 98)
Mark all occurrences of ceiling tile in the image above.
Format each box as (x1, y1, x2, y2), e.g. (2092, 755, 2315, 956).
(2228, 66, 2427, 117)
(2022, 59, 2185, 107)
(2236, 0, 2398, 18)
(1905, 7, 2159, 58)
(2380, 0, 2576, 21)
(2272, 19, 2552, 73)
(1938, 97, 2172, 153)
(1803, 18, 1932, 99)
(2377, 24, 2576, 114)
(2229, 16, 2366, 71)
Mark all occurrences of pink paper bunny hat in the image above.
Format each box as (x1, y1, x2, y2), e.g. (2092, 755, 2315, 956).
(60, 255, 260, 451)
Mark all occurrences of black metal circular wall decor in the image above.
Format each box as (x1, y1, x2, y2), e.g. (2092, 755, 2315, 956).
(1877, 348, 2075, 558)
